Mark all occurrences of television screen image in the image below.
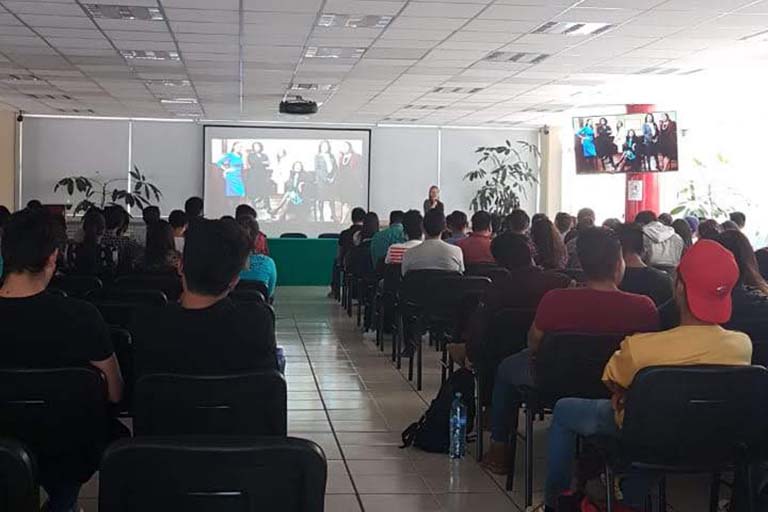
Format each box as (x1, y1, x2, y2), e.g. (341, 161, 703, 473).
(203, 126, 370, 236)
(573, 112, 678, 174)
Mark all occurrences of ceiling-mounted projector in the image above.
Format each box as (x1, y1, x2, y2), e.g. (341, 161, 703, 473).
(279, 96, 318, 115)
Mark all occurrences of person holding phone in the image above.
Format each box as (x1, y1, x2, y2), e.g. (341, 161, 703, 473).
(423, 185, 444, 216)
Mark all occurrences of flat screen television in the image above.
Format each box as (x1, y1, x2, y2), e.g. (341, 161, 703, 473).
(573, 111, 678, 174)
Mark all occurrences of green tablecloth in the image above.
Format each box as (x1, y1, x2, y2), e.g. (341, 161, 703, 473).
(268, 238, 337, 286)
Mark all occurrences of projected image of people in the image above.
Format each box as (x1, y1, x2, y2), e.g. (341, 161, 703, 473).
(572, 111, 679, 174)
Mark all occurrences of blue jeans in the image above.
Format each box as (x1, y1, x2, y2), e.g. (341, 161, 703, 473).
(490, 349, 533, 442)
(545, 398, 655, 508)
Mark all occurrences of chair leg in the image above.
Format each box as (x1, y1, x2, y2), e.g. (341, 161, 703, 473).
(708, 473, 720, 512)
(506, 404, 521, 491)
(408, 339, 414, 381)
(747, 463, 756, 512)
(417, 332, 423, 391)
(440, 336, 447, 383)
(658, 476, 667, 512)
(605, 465, 615, 512)
(396, 314, 403, 369)
(524, 405, 534, 507)
(475, 374, 483, 463)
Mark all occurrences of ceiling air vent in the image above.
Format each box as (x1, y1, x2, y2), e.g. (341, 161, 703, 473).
(533, 21, 614, 36)
(484, 51, 550, 64)
(318, 14, 392, 29)
(84, 4, 164, 21)
(432, 86, 484, 94)
(121, 50, 180, 61)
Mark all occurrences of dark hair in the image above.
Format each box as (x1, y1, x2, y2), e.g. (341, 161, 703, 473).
(504, 209, 530, 233)
(471, 211, 492, 232)
(671, 219, 693, 248)
(184, 196, 204, 218)
(658, 213, 673, 226)
(490, 213, 502, 235)
(389, 210, 405, 225)
(168, 209, 187, 229)
(402, 210, 423, 240)
(0, 205, 11, 231)
(554, 212, 573, 234)
(142, 205, 161, 225)
(237, 215, 265, 255)
(576, 208, 595, 228)
(423, 209, 446, 237)
(634, 210, 657, 226)
(82, 208, 106, 245)
(447, 210, 468, 232)
(361, 212, 380, 240)
(730, 211, 746, 228)
(182, 219, 250, 296)
(602, 218, 622, 232)
(617, 223, 644, 256)
(698, 219, 722, 240)
(26, 199, 43, 210)
(721, 220, 740, 232)
(531, 218, 566, 270)
(531, 213, 548, 225)
(235, 204, 257, 220)
(145, 220, 175, 268)
(576, 227, 622, 281)
(491, 232, 533, 270)
(1, 209, 65, 274)
(717, 230, 768, 294)
(351, 207, 366, 223)
(104, 205, 126, 231)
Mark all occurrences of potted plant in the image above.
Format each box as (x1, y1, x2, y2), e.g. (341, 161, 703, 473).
(54, 165, 162, 215)
(464, 139, 540, 215)
(670, 154, 746, 220)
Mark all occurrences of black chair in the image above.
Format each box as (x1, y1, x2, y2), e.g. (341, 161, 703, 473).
(110, 327, 134, 415)
(114, 274, 182, 302)
(236, 279, 270, 301)
(280, 233, 308, 239)
(89, 289, 168, 329)
(49, 275, 102, 299)
(0, 438, 38, 512)
(318, 233, 339, 239)
(375, 264, 402, 358)
(465, 263, 510, 283)
(230, 289, 266, 304)
(99, 437, 327, 512)
(588, 365, 768, 511)
(133, 371, 287, 436)
(0, 367, 110, 488)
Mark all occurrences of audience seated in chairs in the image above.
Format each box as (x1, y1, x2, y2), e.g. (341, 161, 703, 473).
(554, 211, 573, 240)
(385, 210, 423, 265)
(531, 217, 567, 271)
(456, 211, 495, 265)
(102, 205, 142, 274)
(168, 209, 188, 253)
(444, 210, 468, 245)
(0, 208, 124, 512)
(238, 216, 277, 299)
(502, 208, 530, 235)
(184, 196, 204, 224)
(634, 210, 684, 268)
(544, 240, 752, 511)
(370, 210, 406, 266)
(72, 208, 114, 278)
(564, 207, 595, 268)
(235, 203, 270, 255)
(140, 219, 180, 275)
(402, 210, 464, 275)
(482, 227, 659, 474)
(131, 218, 276, 378)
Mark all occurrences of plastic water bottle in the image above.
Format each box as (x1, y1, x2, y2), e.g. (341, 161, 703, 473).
(449, 392, 467, 459)
(276, 346, 286, 374)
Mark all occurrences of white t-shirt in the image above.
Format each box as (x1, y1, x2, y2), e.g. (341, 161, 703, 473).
(401, 239, 465, 275)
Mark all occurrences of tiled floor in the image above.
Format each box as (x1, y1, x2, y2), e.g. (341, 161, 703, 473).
(78, 287, 715, 511)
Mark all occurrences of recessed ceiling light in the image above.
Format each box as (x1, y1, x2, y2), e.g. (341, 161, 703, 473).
(382, 117, 420, 122)
(160, 98, 198, 104)
(144, 79, 191, 87)
(84, 4, 164, 21)
(304, 46, 366, 59)
(432, 86, 484, 94)
(24, 93, 74, 100)
(404, 104, 445, 110)
(533, 21, 614, 36)
(3, 73, 42, 83)
(57, 108, 96, 114)
(484, 51, 550, 64)
(318, 14, 392, 29)
(121, 50, 180, 61)
(289, 83, 336, 91)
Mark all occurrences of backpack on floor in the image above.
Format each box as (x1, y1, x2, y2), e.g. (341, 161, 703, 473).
(400, 368, 476, 453)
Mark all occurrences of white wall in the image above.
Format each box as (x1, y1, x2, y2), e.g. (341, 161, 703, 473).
(20, 117, 541, 222)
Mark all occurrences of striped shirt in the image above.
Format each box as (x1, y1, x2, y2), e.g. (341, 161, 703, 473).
(385, 240, 422, 265)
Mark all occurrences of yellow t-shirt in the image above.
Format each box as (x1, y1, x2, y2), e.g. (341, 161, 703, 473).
(602, 325, 753, 426)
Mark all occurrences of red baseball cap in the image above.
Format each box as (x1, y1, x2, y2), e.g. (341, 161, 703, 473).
(678, 240, 740, 324)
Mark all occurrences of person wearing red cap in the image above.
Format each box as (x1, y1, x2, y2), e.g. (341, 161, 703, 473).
(543, 240, 752, 511)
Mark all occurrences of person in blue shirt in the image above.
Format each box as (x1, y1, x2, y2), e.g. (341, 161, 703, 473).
(216, 142, 246, 199)
(369, 210, 406, 266)
(576, 119, 597, 171)
(237, 216, 277, 298)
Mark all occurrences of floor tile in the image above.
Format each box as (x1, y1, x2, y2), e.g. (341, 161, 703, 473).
(359, 494, 442, 512)
(353, 474, 432, 494)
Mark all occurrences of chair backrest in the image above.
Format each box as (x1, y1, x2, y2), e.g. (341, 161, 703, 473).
(280, 233, 308, 239)
(422, 275, 492, 318)
(99, 437, 327, 512)
(0, 438, 38, 512)
(133, 371, 287, 437)
(235, 279, 270, 300)
(0, 367, 109, 482)
(318, 233, 339, 239)
(622, 365, 768, 464)
(400, 269, 462, 306)
(89, 289, 168, 328)
(533, 332, 625, 400)
(465, 263, 510, 283)
(481, 307, 536, 365)
(381, 264, 402, 293)
(114, 274, 182, 302)
(229, 289, 266, 305)
(110, 327, 134, 411)
(345, 240, 375, 277)
(48, 275, 103, 299)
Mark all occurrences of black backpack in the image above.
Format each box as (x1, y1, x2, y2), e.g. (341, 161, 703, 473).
(400, 368, 476, 453)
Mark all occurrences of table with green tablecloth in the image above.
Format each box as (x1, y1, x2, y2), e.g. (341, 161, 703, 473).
(268, 238, 337, 286)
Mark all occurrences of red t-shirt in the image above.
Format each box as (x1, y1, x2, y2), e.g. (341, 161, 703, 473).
(535, 288, 660, 334)
(456, 232, 494, 265)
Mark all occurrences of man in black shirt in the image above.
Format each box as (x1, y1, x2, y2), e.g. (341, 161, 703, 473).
(132, 218, 276, 377)
(0, 209, 123, 512)
(330, 207, 366, 296)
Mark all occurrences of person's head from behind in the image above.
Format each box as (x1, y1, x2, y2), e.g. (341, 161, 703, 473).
(82, 208, 106, 244)
(471, 211, 492, 234)
(531, 218, 564, 267)
(634, 210, 657, 226)
(142, 205, 161, 226)
(237, 215, 266, 255)
(104, 205, 128, 234)
(361, 212, 380, 239)
(576, 208, 595, 229)
(602, 218, 622, 232)
(576, 227, 624, 285)
(698, 219, 722, 240)
(531, 213, 548, 225)
(235, 204, 256, 220)
(716, 229, 768, 294)
(616, 223, 644, 259)
(0, 205, 10, 236)
(351, 207, 366, 225)
(182, 219, 250, 298)
(402, 210, 423, 241)
(491, 232, 533, 271)
(446, 210, 467, 235)
(554, 212, 573, 235)
(676, 240, 739, 325)
(672, 219, 693, 248)
(1, 209, 65, 285)
(685, 215, 700, 235)
(26, 199, 43, 211)
(145, 220, 175, 267)
(504, 209, 530, 235)
(721, 220, 739, 232)
(389, 210, 404, 226)
(730, 211, 746, 229)
(423, 209, 446, 239)
(168, 209, 188, 236)
(184, 196, 204, 219)
(658, 213, 673, 226)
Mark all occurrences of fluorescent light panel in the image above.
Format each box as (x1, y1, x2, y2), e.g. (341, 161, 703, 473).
(533, 21, 615, 36)
(318, 14, 392, 29)
(304, 46, 366, 59)
(484, 51, 550, 64)
(83, 4, 164, 21)
(121, 50, 180, 61)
